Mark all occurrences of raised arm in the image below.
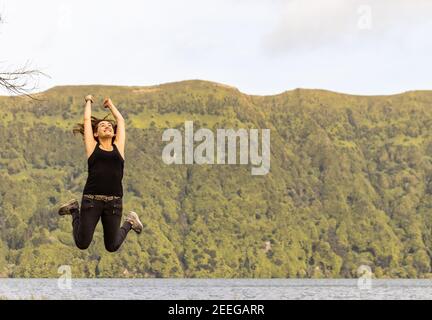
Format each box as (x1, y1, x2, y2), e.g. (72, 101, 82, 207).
(84, 95, 97, 158)
(103, 98, 125, 159)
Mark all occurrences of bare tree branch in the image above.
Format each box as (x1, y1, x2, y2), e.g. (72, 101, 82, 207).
(1, 12, 48, 99)
(0, 62, 48, 99)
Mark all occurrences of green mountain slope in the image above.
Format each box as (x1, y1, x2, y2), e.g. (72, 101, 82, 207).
(1, 80, 432, 278)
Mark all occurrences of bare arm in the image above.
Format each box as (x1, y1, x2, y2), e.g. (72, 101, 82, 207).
(84, 95, 97, 158)
(103, 98, 125, 159)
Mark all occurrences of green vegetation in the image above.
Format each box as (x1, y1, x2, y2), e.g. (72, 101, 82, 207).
(1, 80, 432, 278)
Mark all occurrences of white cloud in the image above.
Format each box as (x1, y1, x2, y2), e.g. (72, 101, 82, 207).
(262, 0, 432, 54)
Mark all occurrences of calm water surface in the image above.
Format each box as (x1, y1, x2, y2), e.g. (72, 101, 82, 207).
(1, 279, 432, 300)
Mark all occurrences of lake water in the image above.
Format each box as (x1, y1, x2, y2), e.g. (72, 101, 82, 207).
(1, 279, 432, 300)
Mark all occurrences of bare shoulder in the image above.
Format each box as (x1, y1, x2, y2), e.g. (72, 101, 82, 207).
(113, 141, 125, 160)
(86, 140, 98, 159)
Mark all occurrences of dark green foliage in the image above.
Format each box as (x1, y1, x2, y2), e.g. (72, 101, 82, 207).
(1, 81, 432, 278)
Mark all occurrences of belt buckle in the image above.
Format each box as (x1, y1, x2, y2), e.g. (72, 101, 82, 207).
(102, 195, 112, 202)
(84, 194, 117, 202)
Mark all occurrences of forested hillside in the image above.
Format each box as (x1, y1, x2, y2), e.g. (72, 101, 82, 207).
(1, 80, 432, 278)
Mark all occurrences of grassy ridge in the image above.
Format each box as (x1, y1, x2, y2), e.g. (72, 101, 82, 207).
(1, 80, 432, 278)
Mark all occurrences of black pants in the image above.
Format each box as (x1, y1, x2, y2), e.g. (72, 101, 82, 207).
(71, 196, 132, 252)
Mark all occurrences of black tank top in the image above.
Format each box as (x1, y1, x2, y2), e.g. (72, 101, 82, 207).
(83, 142, 124, 197)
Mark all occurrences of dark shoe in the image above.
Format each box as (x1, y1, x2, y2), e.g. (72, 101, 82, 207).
(58, 199, 79, 216)
(125, 211, 143, 234)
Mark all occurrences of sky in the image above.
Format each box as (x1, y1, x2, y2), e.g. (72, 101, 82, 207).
(0, 0, 431, 96)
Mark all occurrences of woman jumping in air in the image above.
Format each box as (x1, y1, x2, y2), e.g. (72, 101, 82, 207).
(58, 95, 143, 252)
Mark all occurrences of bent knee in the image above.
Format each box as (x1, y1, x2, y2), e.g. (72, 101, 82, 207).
(75, 240, 91, 250)
(105, 244, 120, 253)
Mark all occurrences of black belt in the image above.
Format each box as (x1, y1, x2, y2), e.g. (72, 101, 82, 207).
(83, 194, 121, 202)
